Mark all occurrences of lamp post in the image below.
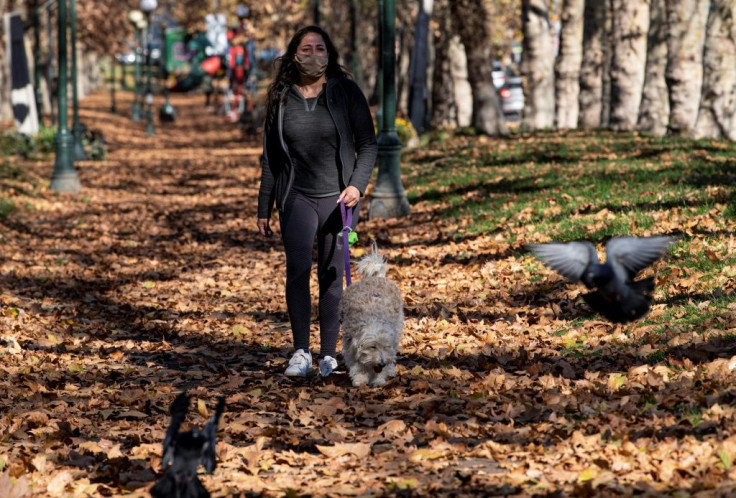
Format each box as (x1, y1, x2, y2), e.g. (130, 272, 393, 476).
(128, 9, 144, 121)
(158, 7, 176, 122)
(141, 0, 158, 136)
(369, 0, 409, 219)
(70, 0, 86, 161)
(50, 0, 81, 193)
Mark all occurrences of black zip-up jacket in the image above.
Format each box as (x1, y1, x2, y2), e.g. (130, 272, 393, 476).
(257, 77, 377, 219)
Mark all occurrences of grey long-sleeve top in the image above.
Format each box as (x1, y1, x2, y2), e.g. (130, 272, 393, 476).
(257, 77, 377, 219)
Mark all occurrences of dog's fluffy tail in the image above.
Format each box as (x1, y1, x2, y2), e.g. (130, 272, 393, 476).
(356, 242, 388, 278)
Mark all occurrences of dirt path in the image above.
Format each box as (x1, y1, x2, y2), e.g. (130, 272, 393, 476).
(2, 91, 735, 497)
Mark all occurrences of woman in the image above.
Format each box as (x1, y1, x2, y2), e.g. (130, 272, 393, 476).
(257, 26, 377, 377)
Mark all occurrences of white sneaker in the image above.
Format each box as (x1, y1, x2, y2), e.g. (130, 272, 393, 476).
(284, 349, 312, 376)
(319, 356, 338, 377)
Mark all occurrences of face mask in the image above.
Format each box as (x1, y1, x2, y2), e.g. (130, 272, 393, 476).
(294, 54, 328, 79)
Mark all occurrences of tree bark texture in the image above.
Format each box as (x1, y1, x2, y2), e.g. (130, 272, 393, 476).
(554, 0, 585, 130)
(638, 0, 670, 136)
(578, 0, 607, 128)
(692, 0, 736, 139)
(396, 8, 414, 119)
(430, 0, 457, 129)
(450, 0, 508, 136)
(408, 0, 433, 135)
(608, 0, 649, 131)
(521, 0, 556, 130)
(450, 36, 473, 128)
(665, 0, 709, 135)
(600, 0, 614, 127)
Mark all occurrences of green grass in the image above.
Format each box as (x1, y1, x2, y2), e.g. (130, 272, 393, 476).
(0, 198, 16, 221)
(401, 129, 736, 335)
(403, 130, 736, 241)
(0, 153, 42, 222)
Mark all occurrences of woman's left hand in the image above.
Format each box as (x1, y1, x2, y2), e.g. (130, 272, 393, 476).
(337, 186, 361, 208)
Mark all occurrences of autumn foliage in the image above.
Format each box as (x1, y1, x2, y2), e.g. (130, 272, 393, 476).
(1, 90, 735, 497)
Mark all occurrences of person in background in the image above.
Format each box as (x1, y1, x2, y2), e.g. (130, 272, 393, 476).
(256, 25, 377, 378)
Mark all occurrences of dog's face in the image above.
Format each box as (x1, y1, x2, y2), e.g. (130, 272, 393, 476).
(355, 332, 396, 372)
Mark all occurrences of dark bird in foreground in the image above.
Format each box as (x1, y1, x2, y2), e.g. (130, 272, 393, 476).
(150, 393, 226, 498)
(527, 236, 677, 323)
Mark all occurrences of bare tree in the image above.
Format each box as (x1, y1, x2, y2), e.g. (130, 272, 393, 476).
(692, 0, 736, 139)
(578, 0, 607, 128)
(638, 0, 670, 136)
(555, 0, 585, 130)
(608, 0, 649, 131)
(665, 0, 709, 135)
(521, 0, 555, 130)
(450, 0, 508, 135)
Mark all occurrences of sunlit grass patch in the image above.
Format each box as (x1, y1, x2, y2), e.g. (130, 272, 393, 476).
(402, 129, 736, 350)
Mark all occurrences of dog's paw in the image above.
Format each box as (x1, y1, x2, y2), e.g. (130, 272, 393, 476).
(350, 371, 370, 387)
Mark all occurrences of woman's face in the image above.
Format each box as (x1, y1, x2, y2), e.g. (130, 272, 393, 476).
(296, 32, 328, 58)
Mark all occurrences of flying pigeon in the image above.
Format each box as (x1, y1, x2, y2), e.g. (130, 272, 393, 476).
(527, 236, 677, 323)
(150, 393, 226, 498)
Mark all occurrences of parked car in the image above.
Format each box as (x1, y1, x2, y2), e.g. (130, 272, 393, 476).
(498, 76, 524, 119)
(491, 60, 506, 90)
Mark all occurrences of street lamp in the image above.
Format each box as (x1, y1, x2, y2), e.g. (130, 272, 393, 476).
(70, 0, 86, 161)
(369, 0, 409, 219)
(140, 0, 158, 136)
(158, 6, 176, 123)
(128, 9, 144, 121)
(50, 0, 81, 193)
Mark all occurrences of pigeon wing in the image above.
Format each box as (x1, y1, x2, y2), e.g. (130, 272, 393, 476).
(200, 397, 226, 474)
(527, 241, 598, 283)
(162, 392, 189, 469)
(606, 236, 676, 279)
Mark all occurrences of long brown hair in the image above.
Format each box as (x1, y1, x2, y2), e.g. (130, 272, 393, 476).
(265, 26, 350, 126)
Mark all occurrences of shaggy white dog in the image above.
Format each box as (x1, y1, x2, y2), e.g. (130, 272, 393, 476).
(340, 244, 404, 387)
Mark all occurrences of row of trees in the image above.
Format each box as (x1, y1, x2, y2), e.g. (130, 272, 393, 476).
(533, 0, 736, 140)
(4, 0, 731, 140)
(315, 0, 736, 140)
(411, 0, 736, 139)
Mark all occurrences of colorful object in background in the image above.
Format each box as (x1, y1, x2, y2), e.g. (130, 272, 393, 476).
(201, 55, 222, 75)
(165, 27, 188, 74)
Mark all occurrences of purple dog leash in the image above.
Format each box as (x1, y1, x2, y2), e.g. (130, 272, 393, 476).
(340, 200, 352, 287)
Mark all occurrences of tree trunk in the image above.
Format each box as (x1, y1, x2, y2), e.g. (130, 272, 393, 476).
(396, 10, 413, 118)
(408, 0, 433, 135)
(665, 0, 709, 135)
(450, 35, 473, 128)
(555, 0, 585, 130)
(692, 0, 736, 139)
(637, 0, 670, 136)
(578, 0, 606, 128)
(521, 0, 556, 130)
(600, 0, 614, 127)
(450, 0, 508, 135)
(608, 0, 649, 131)
(430, 0, 456, 128)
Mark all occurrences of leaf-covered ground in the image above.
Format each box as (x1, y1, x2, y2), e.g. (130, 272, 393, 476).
(1, 91, 735, 497)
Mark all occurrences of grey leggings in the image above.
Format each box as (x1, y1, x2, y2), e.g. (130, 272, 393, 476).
(279, 190, 358, 357)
